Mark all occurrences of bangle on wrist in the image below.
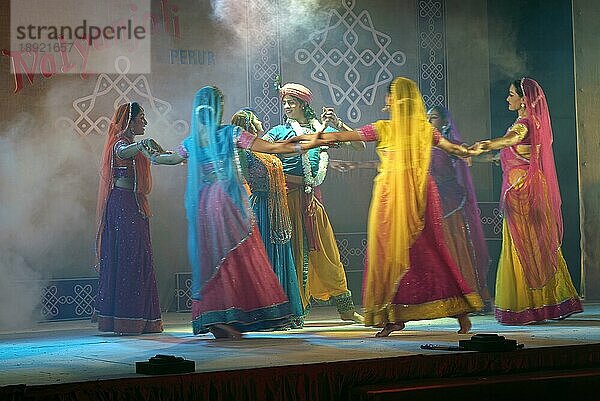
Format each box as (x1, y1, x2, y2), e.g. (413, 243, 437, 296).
(294, 143, 302, 154)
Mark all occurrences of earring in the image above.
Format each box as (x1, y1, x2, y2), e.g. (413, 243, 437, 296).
(520, 102, 525, 109)
(381, 104, 390, 112)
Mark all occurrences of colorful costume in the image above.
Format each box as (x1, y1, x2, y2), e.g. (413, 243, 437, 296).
(264, 84, 356, 315)
(180, 87, 291, 334)
(233, 110, 304, 328)
(93, 103, 163, 334)
(430, 108, 491, 304)
(359, 78, 482, 327)
(494, 78, 582, 324)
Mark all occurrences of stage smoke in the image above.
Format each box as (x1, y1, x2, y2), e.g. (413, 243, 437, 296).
(488, 17, 527, 80)
(209, 0, 338, 51)
(0, 86, 97, 329)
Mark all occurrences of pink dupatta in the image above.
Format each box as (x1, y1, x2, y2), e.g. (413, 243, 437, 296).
(499, 78, 562, 289)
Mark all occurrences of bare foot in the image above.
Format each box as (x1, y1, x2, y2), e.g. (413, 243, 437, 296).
(375, 322, 405, 337)
(340, 310, 365, 324)
(457, 314, 472, 334)
(210, 324, 243, 340)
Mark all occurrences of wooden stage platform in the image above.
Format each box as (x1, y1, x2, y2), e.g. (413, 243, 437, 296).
(1, 305, 599, 400)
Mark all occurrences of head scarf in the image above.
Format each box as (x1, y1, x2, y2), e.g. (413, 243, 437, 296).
(499, 77, 562, 288)
(521, 77, 562, 239)
(95, 102, 151, 269)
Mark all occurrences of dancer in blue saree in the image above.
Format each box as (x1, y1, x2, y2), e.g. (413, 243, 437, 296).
(151, 87, 330, 338)
(232, 109, 305, 328)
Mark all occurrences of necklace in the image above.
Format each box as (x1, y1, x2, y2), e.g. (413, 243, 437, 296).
(289, 119, 329, 193)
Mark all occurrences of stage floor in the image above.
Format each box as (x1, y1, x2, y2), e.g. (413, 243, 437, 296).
(1, 304, 599, 387)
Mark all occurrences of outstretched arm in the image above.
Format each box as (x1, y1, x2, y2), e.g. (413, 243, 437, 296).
(290, 130, 365, 143)
(150, 152, 185, 165)
(473, 130, 523, 152)
(471, 122, 527, 152)
(321, 108, 366, 150)
(335, 121, 366, 150)
(116, 138, 157, 159)
(249, 134, 333, 154)
(436, 136, 484, 157)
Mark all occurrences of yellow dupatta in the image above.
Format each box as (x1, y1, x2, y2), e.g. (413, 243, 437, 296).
(363, 77, 433, 325)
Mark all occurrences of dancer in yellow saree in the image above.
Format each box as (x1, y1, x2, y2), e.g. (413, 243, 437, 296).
(291, 77, 484, 336)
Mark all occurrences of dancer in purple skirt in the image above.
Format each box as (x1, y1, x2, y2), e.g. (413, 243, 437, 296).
(92, 102, 163, 334)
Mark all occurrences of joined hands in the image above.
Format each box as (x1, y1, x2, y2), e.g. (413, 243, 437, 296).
(468, 140, 492, 153)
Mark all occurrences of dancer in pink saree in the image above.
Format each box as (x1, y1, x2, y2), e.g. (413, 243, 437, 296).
(473, 78, 583, 324)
